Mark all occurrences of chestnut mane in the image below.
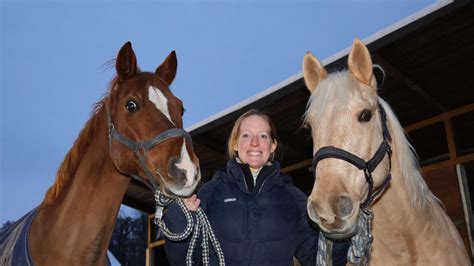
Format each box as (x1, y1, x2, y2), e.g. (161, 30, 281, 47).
(41, 77, 122, 207)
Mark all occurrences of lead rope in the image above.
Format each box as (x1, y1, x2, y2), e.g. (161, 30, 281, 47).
(154, 190, 225, 266)
(316, 231, 332, 266)
(347, 209, 373, 265)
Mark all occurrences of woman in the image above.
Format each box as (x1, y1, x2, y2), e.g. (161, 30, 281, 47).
(164, 109, 348, 265)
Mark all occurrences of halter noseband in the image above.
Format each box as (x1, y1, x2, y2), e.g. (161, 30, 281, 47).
(106, 105, 193, 191)
(311, 103, 392, 210)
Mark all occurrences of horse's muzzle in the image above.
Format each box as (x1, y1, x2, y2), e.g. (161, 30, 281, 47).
(307, 197, 358, 239)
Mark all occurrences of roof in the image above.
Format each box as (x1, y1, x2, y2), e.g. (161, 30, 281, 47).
(123, 0, 474, 213)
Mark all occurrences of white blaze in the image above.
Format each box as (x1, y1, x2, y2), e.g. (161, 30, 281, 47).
(148, 86, 174, 125)
(175, 141, 197, 187)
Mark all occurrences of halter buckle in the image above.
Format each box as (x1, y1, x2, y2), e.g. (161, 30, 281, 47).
(108, 123, 115, 135)
(135, 143, 146, 154)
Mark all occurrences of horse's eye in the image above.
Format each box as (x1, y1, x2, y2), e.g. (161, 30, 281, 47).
(181, 107, 186, 117)
(358, 109, 372, 122)
(126, 100, 139, 112)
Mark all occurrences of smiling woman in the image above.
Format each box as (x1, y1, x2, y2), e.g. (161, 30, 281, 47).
(163, 109, 350, 266)
(228, 110, 278, 170)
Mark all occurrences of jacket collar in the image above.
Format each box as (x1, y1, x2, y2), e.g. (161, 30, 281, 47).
(219, 159, 290, 194)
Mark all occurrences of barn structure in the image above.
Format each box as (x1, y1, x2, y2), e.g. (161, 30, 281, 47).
(121, 0, 474, 264)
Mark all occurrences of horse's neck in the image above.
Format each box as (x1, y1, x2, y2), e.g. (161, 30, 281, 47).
(29, 111, 131, 265)
(370, 149, 469, 264)
(371, 160, 421, 246)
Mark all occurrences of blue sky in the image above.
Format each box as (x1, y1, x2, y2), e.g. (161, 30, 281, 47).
(1, 0, 435, 224)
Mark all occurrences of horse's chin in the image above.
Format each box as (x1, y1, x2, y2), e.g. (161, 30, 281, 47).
(321, 223, 359, 240)
(162, 182, 198, 199)
(318, 215, 360, 240)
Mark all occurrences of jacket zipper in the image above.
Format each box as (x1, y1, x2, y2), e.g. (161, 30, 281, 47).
(255, 168, 277, 263)
(238, 166, 250, 192)
(257, 169, 278, 196)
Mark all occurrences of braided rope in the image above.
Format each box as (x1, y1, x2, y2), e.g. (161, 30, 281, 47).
(186, 216, 200, 265)
(316, 231, 332, 266)
(347, 209, 373, 266)
(154, 191, 194, 241)
(200, 210, 210, 265)
(154, 190, 225, 266)
(197, 208, 225, 265)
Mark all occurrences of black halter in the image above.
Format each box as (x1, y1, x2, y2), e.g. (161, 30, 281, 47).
(106, 105, 193, 191)
(311, 103, 392, 210)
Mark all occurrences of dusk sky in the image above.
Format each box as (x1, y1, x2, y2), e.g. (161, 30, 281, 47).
(1, 0, 438, 224)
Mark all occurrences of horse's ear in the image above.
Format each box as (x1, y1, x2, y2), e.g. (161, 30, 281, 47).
(348, 39, 374, 86)
(116, 42, 138, 80)
(303, 51, 327, 92)
(156, 51, 177, 86)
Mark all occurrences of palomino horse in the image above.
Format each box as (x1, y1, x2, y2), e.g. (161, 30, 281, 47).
(303, 39, 469, 265)
(0, 42, 200, 265)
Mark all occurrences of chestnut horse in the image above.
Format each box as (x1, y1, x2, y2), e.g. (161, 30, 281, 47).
(303, 39, 469, 265)
(0, 42, 200, 265)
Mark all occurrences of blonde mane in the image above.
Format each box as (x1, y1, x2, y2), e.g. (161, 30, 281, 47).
(381, 99, 460, 235)
(303, 71, 353, 131)
(379, 99, 439, 211)
(41, 78, 119, 207)
(304, 71, 446, 222)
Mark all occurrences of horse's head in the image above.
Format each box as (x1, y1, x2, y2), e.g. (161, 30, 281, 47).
(106, 42, 200, 198)
(303, 39, 391, 239)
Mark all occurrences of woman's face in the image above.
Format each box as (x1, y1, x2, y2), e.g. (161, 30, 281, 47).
(234, 115, 277, 169)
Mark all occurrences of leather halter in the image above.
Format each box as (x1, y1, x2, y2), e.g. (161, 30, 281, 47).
(311, 103, 392, 210)
(106, 105, 193, 191)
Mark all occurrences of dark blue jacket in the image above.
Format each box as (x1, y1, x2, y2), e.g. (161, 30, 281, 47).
(164, 160, 348, 265)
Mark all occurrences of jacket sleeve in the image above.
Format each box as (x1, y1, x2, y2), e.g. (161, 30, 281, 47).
(163, 180, 219, 265)
(163, 201, 198, 265)
(292, 187, 349, 266)
(292, 187, 320, 266)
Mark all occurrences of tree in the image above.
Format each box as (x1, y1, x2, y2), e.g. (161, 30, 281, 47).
(1, 220, 15, 234)
(109, 211, 148, 266)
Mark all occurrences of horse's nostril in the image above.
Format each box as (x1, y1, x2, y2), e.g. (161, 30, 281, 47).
(336, 195, 353, 218)
(319, 216, 327, 224)
(168, 159, 185, 179)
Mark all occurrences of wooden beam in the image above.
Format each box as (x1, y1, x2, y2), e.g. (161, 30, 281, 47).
(281, 159, 312, 174)
(146, 248, 150, 266)
(444, 118, 458, 161)
(148, 214, 152, 245)
(149, 239, 165, 249)
(421, 153, 474, 173)
(405, 103, 474, 132)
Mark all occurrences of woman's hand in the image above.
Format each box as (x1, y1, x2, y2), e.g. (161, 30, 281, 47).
(183, 194, 201, 211)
